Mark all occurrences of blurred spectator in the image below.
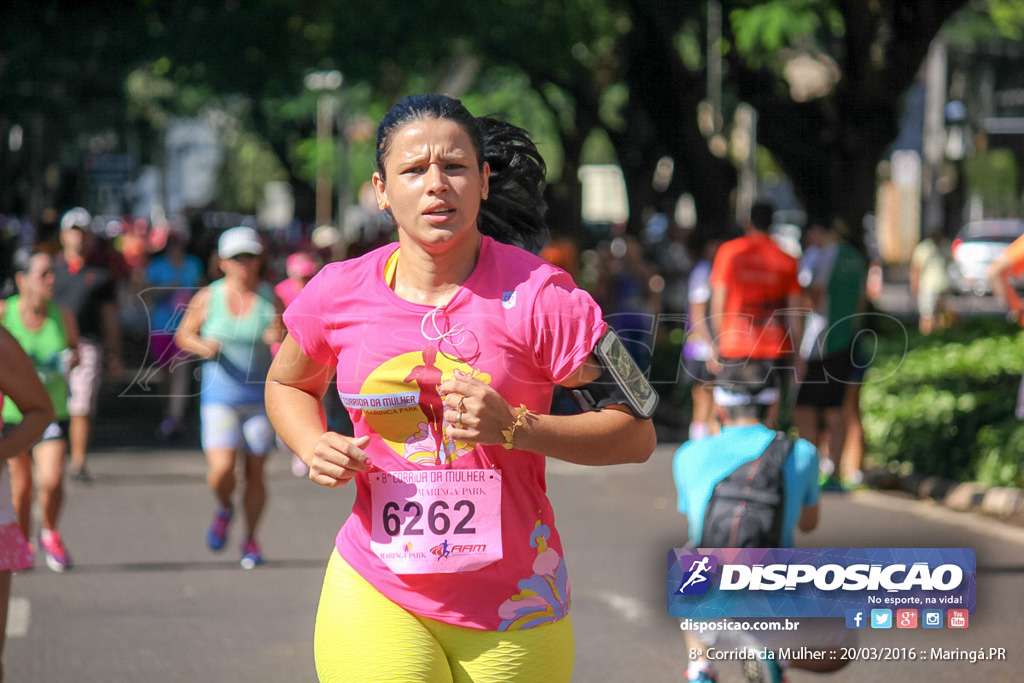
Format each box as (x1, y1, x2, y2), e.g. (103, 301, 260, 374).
(792, 218, 867, 490)
(593, 235, 661, 366)
(987, 231, 1024, 323)
(52, 208, 122, 484)
(539, 237, 581, 282)
(143, 222, 206, 439)
(274, 251, 319, 309)
(708, 200, 802, 422)
(909, 230, 951, 335)
(988, 232, 1024, 421)
(682, 229, 724, 441)
(651, 221, 694, 317)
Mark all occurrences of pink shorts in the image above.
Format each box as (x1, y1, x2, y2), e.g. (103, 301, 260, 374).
(0, 522, 34, 571)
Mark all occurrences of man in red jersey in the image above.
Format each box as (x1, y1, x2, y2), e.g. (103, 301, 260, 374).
(707, 200, 803, 423)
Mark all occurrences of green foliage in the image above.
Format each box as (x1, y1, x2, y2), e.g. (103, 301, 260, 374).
(729, 0, 838, 66)
(861, 318, 1024, 486)
(988, 0, 1024, 40)
(216, 122, 288, 214)
(945, 0, 1024, 42)
(964, 150, 1022, 217)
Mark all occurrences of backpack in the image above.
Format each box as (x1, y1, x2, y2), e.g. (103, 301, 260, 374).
(700, 432, 792, 548)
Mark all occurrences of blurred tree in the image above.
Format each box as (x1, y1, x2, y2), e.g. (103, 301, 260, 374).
(3, 0, 1021, 250)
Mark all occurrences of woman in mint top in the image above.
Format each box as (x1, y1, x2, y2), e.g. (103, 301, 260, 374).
(0, 247, 79, 572)
(175, 227, 284, 569)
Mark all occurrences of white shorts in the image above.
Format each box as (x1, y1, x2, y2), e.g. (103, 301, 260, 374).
(67, 339, 102, 417)
(200, 403, 275, 455)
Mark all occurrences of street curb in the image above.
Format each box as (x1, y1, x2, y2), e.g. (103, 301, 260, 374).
(885, 470, 1024, 526)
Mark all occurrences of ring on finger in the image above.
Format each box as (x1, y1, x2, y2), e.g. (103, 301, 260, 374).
(455, 411, 463, 428)
(457, 396, 466, 414)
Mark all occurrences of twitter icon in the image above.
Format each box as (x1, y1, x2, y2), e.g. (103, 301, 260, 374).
(870, 609, 892, 629)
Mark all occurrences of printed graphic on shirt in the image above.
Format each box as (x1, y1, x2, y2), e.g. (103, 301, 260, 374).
(497, 519, 569, 631)
(338, 345, 491, 466)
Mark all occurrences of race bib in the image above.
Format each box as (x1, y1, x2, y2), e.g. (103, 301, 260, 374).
(369, 468, 503, 574)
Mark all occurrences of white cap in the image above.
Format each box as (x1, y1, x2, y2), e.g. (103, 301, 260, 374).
(218, 226, 264, 259)
(61, 207, 92, 231)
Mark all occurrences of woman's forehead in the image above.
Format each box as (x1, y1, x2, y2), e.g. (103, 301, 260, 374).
(29, 253, 52, 269)
(386, 118, 477, 160)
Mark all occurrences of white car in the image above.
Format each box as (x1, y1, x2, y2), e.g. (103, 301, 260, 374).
(949, 219, 1024, 296)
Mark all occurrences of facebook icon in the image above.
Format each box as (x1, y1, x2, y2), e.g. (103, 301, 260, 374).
(845, 609, 866, 629)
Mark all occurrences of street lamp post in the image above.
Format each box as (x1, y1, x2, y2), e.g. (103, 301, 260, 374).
(304, 70, 343, 227)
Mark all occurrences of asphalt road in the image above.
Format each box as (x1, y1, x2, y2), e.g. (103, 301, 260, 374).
(6, 434, 1022, 682)
(6, 271, 1020, 682)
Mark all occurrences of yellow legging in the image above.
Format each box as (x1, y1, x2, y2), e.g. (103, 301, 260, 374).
(314, 549, 575, 683)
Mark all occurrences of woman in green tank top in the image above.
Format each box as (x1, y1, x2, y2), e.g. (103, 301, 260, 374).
(0, 248, 79, 572)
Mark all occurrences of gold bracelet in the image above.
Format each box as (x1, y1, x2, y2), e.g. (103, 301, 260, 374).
(501, 404, 531, 450)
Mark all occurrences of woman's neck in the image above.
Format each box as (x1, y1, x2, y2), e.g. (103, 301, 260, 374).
(223, 273, 258, 293)
(392, 233, 482, 307)
(18, 294, 48, 319)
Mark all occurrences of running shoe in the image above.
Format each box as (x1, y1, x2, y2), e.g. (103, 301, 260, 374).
(157, 416, 184, 440)
(820, 474, 846, 492)
(240, 538, 263, 569)
(70, 465, 92, 484)
(39, 530, 72, 572)
(743, 654, 786, 683)
(206, 507, 233, 551)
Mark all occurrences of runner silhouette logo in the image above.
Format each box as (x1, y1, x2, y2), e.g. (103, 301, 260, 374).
(675, 555, 718, 595)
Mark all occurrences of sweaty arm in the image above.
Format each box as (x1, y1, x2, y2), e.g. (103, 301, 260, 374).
(798, 501, 820, 533)
(438, 353, 656, 467)
(989, 252, 1024, 323)
(265, 336, 370, 488)
(174, 288, 220, 360)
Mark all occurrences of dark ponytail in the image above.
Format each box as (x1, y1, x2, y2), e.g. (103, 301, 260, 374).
(376, 94, 549, 252)
(476, 117, 549, 252)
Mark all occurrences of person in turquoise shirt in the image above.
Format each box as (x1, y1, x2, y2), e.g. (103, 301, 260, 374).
(175, 227, 284, 569)
(673, 364, 853, 683)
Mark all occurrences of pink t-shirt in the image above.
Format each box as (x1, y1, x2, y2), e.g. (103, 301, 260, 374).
(284, 235, 606, 630)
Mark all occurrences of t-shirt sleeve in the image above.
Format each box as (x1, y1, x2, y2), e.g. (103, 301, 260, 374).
(794, 438, 820, 506)
(1004, 235, 1024, 277)
(282, 269, 337, 367)
(528, 270, 607, 385)
(709, 247, 730, 288)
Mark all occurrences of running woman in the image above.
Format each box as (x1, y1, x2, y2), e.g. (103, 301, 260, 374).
(1, 247, 79, 572)
(175, 226, 285, 569)
(266, 94, 656, 682)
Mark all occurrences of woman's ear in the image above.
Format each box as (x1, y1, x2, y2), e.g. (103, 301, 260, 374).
(372, 172, 389, 210)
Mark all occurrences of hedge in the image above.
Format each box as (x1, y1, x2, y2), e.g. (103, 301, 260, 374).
(861, 316, 1024, 487)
